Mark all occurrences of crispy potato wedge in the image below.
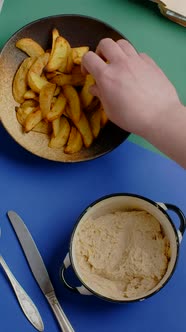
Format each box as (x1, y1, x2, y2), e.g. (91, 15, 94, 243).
(89, 108, 101, 138)
(13, 57, 36, 103)
(71, 65, 86, 82)
(51, 29, 60, 52)
(52, 118, 61, 137)
(65, 45, 73, 73)
(20, 99, 38, 108)
(45, 36, 69, 72)
(70, 73, 86, 86)
(75, 112, 93, 148)
(39, 82, 56, 118)
(27, 72, 48, 93)
(80, 74, 95, 108)
(44, 28, 60, 71)
(32, 120, 52, 134)
(16, 105, 36, 126)
(51, 97, 57, 108)
(58, 38, 73, 73)
(72, 46, 89, 65)
(24, 89, 37, 100)
(27, 53, 50, 93)
(53, 86, 61, 96)
(46, 92, 66, 122)
(16, 38, 45, 57)
(64, 126, 83, 154)
(63, 105, 70, 118)
(85, 97, 100, 113)
(99, 105, 109, 127)
(51, 73, 85, 87)
(71, 65, 82, 74)
(45, 71, 60, 80)
(28, 53, 49, 75)
(50, 73, 72, 86)
(63, 85, 81, 123)
(24, 108, 43, 132)
(49, 116, 70, 148)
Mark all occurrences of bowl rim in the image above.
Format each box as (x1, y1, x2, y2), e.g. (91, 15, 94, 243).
(0, 13, 128, 50)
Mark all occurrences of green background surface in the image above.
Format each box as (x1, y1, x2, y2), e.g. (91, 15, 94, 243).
(0, 0, 185, 155)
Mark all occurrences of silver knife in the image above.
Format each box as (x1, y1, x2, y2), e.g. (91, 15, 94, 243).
(7, 211, 75, 332)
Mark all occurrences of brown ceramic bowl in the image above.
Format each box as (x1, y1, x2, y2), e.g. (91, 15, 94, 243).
(0, 14, 129, 162)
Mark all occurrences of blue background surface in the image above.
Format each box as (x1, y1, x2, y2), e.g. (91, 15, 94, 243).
(1, 123, 186, 332)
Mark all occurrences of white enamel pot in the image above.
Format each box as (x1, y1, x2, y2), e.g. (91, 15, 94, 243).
(60, 194, 186, 302)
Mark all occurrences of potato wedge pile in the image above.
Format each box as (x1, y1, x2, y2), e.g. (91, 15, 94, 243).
(12, 28, 108, 154)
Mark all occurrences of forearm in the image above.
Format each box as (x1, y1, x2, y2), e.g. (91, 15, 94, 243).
(141, 105, 186, 169)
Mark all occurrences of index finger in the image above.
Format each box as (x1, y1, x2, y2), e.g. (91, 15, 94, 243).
(81, 51, 107, 78)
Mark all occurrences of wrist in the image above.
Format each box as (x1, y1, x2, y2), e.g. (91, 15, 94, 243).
(138, 103, 186, 140)
(138, 103, 186, 167)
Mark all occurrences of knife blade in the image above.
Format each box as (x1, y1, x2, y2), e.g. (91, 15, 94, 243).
(7, 211, 75, 332)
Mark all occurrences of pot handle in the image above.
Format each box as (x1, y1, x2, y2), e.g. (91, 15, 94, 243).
(157, 202, 186, 241)
(60, 253, 92, 296)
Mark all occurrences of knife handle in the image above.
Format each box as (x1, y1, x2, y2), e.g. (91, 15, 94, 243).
(46, 291, 75, 332)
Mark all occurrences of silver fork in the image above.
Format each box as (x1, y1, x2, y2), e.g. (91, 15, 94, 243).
(0, 255, 44, 331)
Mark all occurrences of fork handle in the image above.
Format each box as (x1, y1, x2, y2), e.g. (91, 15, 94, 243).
(46, 291, 75, 332)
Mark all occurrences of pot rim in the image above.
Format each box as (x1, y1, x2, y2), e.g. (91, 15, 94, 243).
(69, 193, 180, 303)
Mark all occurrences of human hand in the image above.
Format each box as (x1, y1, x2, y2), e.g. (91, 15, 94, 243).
(82, 38, 182, 136)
